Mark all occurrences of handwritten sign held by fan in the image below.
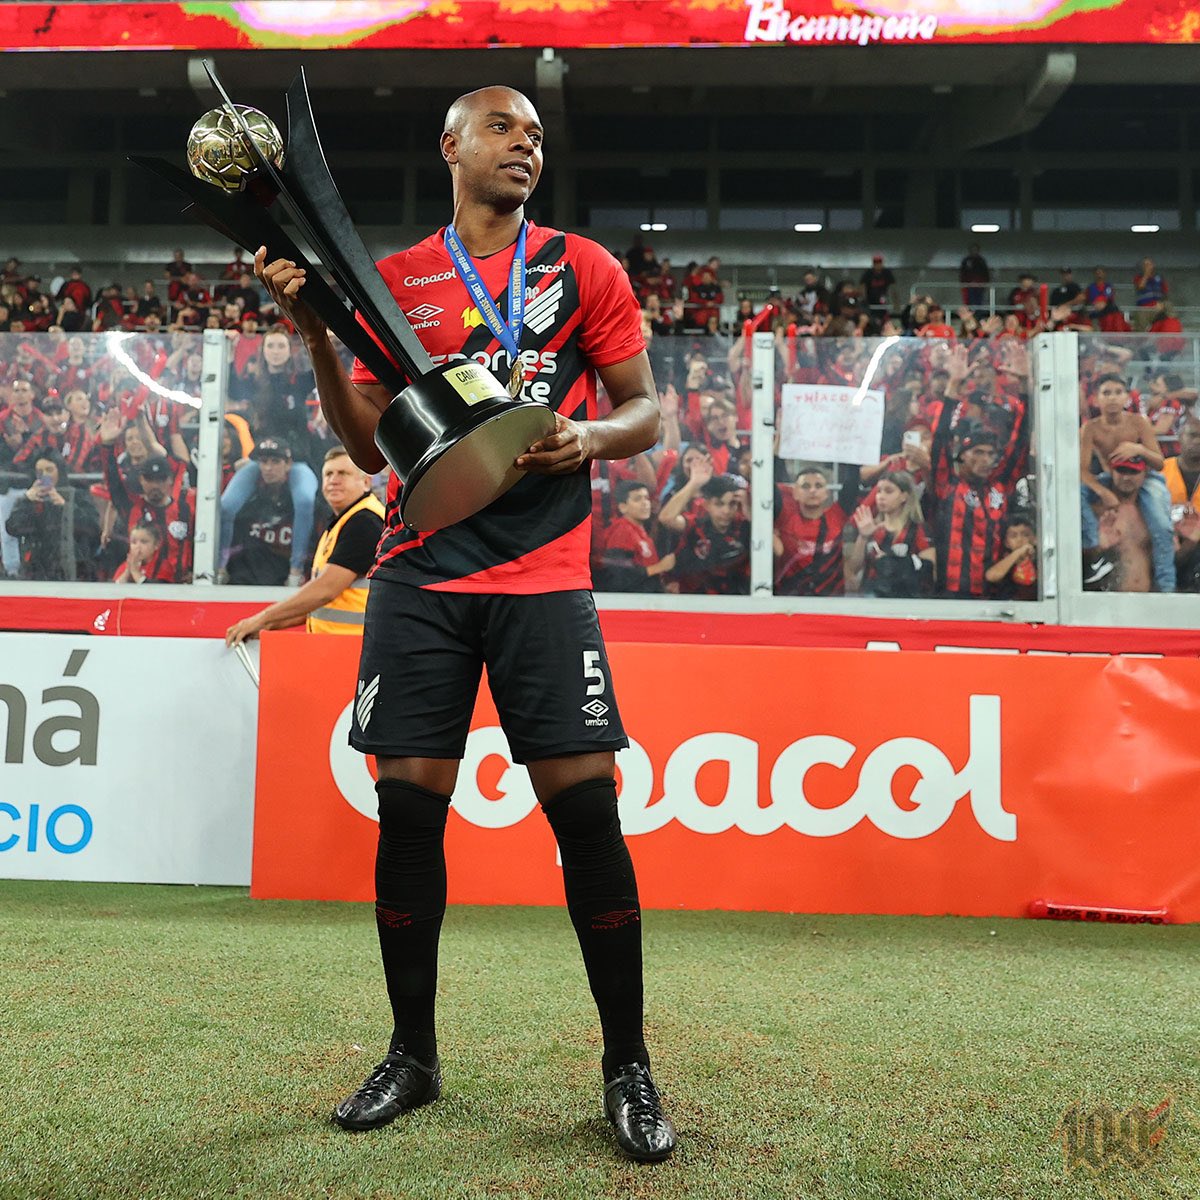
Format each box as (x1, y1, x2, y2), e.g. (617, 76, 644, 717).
(779, 384, 884, 465)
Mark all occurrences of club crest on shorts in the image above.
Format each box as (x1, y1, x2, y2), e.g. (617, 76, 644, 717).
(356, 674, 380, 731)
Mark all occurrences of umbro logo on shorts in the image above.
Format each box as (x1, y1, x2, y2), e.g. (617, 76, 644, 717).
(581, 699, 608, 718)
(356, 674, 381, 731)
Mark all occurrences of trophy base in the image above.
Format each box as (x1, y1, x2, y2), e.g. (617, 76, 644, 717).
(374, 361, 556, 531)
(394, 401, 555, 532)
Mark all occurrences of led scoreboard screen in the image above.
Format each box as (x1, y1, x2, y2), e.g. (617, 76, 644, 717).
(0, 0, 1196, 51)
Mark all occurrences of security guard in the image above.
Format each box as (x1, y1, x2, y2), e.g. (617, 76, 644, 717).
(225, 446, 384, 646)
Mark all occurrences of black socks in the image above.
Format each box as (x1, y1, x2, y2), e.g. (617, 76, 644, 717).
(372, 773, 649, 1081)
(374, 778, 451, 1066)
(541, 776, 650, 1080)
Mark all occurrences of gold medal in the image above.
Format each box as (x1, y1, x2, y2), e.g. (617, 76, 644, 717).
(508, 359, 523, 397)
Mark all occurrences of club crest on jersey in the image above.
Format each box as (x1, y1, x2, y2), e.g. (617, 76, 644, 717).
(462, 306, 485, 330)
(524, 278, 563, 336)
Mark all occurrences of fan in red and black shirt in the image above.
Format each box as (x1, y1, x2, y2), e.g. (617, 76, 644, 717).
(774, 465, 848, 596)
(673, 473, 749, 595)
(933, 423, 1008, 598)
(100, 411, 192, 584)
(253, 85, 675, 1158)
(593, 480, 675, 593)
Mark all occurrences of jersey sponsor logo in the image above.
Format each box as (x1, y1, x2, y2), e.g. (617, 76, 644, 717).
(406, 303, 443, 329)
(528, 262, 566, 275)
(355, 674, 380, 732)
(403, 270, 456, 287)
(330, 694, 1015, 842)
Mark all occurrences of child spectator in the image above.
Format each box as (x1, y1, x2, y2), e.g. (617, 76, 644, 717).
(657, 446, 714, 535)
(774, 464, 847, 596)
(1079, 373, 1174, 593)
(113, 521, 163, 584)
(673, 474, 749, 595)
(593, 481, 675, 593)
(986, 515, 1038, 600)
(845, 471, 934, 598)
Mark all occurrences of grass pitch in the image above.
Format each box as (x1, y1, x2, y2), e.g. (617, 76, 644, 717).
(2, 882, 1199, 1200)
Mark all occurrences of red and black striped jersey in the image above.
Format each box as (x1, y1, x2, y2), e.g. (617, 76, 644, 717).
(350, 222, 644, 593)
(934, 479, 1007, 598)
(774, 489, 846, 596)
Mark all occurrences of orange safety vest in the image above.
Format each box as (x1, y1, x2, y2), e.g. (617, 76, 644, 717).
(1163, 457, 1200, 508)
(306, 492, 385, 634)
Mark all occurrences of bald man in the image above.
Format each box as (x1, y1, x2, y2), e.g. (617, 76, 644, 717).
(255, 86, 675, 1162)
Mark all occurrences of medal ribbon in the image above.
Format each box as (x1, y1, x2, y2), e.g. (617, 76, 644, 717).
(444, 221, 526, 364)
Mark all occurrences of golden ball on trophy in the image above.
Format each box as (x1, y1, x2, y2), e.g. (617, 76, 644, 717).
(186, 105, 284, 192)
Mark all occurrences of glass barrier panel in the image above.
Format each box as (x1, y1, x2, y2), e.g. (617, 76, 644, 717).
(1, 330, 204, 585)
(217, 327, 346, 587)
(592, 333, 750, 595)
(772, 333, 1038, 601)
(1076, 332, 1200, 596)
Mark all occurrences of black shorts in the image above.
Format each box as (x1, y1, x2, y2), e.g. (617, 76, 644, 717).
(349, 581, 628, 764)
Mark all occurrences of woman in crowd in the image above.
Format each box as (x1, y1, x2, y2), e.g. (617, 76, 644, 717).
(846, 470, 935, 598)
(4, 448, 99, 581)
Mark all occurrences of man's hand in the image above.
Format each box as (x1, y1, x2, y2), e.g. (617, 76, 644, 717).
(516, 412, 594, 475)
(1097, 510, 1120, 551)
(1112, 441, 1146, 460)
(1097, 487, 1121, 511)
(226, 614, 264, 648)
(254, 246, 327, 345)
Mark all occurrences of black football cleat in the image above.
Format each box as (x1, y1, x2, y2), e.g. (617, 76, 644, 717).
(331, 1050, 441, 1131)
(603, 1062, 676, 1162)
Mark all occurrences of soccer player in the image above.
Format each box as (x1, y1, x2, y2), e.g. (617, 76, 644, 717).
(253, 86, 674, 1162)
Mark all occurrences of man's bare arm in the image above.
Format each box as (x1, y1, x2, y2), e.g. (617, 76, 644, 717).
(517, 351, 660, 475)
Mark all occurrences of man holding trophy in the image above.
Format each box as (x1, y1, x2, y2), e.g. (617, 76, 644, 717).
(253, 85, 674, 1162)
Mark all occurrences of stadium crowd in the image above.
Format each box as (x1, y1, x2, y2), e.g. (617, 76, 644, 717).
(1, 245, 1197, 595)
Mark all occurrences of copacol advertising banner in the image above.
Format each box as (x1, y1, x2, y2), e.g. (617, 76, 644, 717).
(252, 634, 1200, 919)
(0, 634, 257, 884)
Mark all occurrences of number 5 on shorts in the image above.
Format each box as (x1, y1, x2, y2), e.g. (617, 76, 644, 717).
(583, 650, 605, 696)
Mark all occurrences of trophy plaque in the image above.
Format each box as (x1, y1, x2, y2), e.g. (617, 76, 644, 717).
(131, 63, 554, 531)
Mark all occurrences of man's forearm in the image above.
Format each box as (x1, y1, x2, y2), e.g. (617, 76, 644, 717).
(304, 334, 388, 473)
(584, 394, 660, 462)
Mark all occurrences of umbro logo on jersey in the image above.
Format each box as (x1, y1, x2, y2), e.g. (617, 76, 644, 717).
(524, 278, 563, 336)
(356, 674, 381, 731)
(407, 303, 443, 330)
